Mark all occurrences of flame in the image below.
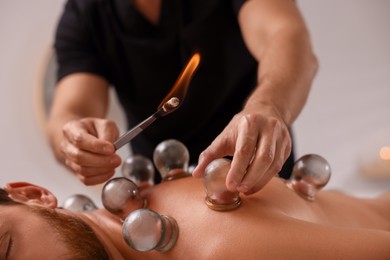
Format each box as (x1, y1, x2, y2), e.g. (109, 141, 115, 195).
(158, 53, 201, 109)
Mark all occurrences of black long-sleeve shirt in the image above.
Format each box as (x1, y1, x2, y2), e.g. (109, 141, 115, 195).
(54, 0, 294, 182)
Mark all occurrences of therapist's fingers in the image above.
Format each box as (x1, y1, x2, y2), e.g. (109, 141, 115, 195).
(60, 118, 122, 185)
(225, 117, 259, 191)
(245, 141, 290, 196)
(62, 143, 121, 168)
(193, 110, 292, 195)
(62, 118, 118, 155)
(93, 118, 120, 143)
(63, 143, 121, 184)
(239, 123, 292, 195)
(192, 128, 236, 178)
(66, 160, 116, 185)
(234, 124, 277, 194)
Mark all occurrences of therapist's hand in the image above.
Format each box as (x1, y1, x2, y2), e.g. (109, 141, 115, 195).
(60, 117, 122, 185)
(192, 105, 292, 195)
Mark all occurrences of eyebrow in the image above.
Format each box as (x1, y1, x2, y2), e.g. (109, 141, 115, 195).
(5, 235, 12, 260)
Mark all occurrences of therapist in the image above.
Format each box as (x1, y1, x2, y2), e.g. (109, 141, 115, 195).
(46, 0, 318, 194)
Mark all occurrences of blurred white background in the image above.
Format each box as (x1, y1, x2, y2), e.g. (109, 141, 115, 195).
(0, 0, 389, 206)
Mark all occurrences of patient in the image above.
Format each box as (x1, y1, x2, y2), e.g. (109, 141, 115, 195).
(1, 177, 389, 259)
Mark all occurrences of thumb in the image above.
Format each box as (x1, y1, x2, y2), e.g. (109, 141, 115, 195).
(95, 119, 120, 143)
(192, 152, 216, 178)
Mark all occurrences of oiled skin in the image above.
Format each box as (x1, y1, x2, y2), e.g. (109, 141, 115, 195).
(83, 177, 390, 260)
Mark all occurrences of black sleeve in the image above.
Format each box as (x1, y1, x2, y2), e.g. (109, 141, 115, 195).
(54, 0, 108, 82)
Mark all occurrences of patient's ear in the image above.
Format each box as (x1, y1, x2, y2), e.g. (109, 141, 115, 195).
(4, 182, 58, 208)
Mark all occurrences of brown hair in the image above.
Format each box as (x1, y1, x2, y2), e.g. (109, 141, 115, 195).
(0, 188, 16, 205)
(0, 188, 110, 260)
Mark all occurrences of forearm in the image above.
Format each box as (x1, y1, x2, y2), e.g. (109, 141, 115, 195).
(239, 0, 318, 126)
(46, 73, 110, 162)
(250, 29, 317, 125)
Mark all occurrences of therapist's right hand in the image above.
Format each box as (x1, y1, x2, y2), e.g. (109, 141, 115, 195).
(60, 117, 122, 185)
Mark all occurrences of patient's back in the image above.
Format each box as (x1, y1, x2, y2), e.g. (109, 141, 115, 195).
(139, 177, 390, 259)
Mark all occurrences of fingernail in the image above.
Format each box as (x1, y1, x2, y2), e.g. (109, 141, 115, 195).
(110, 157, 119, 164)
(237, 185, 249, 193)
(103, 145, 113, 153)
(198, 152, 207, 162)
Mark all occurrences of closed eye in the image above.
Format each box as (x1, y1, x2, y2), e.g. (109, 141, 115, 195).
(5, 235, 13, 260)
(0, 232, 12, 260)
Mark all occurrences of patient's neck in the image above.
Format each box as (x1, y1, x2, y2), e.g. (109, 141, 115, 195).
(77, 209, 129, 259)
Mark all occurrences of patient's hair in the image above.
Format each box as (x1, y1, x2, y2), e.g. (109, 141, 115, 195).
(0, 189, 110, 260)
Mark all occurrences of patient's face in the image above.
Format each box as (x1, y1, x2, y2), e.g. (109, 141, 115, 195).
(0, 185, 110, 259)
(0, 205, 70, 259)
(0, 203, 110, 260)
